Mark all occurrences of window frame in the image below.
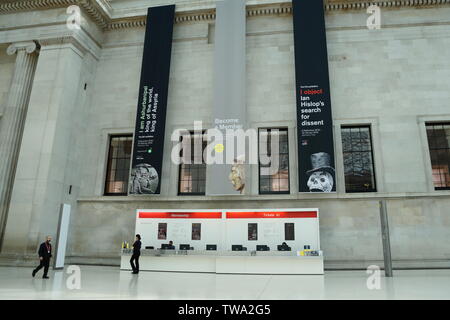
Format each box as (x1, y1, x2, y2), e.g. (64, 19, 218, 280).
(425, 122, 450, 190)
(103, 134, 133, 196)
(258, 127, 291, 195)
(341, 125, 377, 193)
(177, 130, 207, 196)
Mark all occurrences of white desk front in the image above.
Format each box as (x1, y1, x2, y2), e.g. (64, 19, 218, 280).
(121, 249, 324, 275)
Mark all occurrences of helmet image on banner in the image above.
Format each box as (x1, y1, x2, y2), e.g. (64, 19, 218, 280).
(306, 152, 335, 192)
(129, 163, 159, 194)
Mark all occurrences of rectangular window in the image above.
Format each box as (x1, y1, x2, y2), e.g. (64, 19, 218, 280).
(178, 131, 207, 195)
(285, 223, 295, 241)
(341, 126, 376, 192)
(192, 223, 201, 240)
(158, 223, 167, 240)
(104, 135, 133, 195)
(426, 123, 450, 189)
(259, 128, 290, 194)
(248, 223, 258, 241)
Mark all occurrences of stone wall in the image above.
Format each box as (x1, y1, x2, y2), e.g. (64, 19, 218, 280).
(69, 196, 450, 268)
(78, 6, 450, 198)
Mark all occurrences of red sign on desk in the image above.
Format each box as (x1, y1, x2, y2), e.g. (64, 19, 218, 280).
(138, 211, 222, 219)
(226, 211, 317, 219)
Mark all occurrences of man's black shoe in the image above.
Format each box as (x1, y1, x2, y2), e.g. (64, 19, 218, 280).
(43, 276, 49, 279)
(32, 270, 36, 278)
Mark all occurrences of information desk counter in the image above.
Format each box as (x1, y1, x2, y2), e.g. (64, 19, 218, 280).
(120, 249, 323, 275)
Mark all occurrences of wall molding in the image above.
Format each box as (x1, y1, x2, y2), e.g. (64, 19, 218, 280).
(1, 0, 450, 31)
(107, 0, 450, 30)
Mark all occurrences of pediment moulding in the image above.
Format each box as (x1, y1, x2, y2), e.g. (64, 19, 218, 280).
(1, 0, 449, 31)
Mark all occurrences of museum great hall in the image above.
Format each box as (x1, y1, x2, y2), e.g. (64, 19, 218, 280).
(0, 0, 449, 272)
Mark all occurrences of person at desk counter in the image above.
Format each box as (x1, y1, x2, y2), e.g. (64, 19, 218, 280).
(130, 234, 141, 274)
(160, 240, 176, 250)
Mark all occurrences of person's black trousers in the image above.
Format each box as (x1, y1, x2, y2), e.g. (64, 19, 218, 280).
(33, 258, 50, 277)
(130, 253, 140, 272)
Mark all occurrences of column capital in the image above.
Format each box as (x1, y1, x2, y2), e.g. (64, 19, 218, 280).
(6, 41, 39, 56)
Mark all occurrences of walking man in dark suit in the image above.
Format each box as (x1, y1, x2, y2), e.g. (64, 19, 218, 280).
(130, 234, 141, 274)
(32, 235, 52, 279)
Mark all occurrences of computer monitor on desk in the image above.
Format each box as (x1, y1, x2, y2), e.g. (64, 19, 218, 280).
(206, 244, 217, 251)
(277, 245, 291, 251)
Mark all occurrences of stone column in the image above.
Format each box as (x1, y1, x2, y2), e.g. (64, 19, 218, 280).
(0, 41, 38, 249)
(0, 38, 91, 256)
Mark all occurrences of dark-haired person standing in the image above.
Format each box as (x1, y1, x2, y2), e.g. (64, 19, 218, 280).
(130, 234, 141, 274)
(32, 235, 52, 279)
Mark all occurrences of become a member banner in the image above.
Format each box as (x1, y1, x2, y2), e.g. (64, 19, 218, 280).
(207, 0, 247, 196)
(129, 5, 175, 195)
(293, 0, 336, 193)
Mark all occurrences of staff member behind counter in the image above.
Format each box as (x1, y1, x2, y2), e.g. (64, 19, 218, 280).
(161, 240, 175, 250)
(130, 234, 141, 274)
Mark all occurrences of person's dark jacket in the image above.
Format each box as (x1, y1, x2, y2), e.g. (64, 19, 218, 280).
(38, 242, 52, 259)
(132, 240, 142, 255)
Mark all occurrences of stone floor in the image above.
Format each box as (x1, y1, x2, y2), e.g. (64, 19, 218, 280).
(0, 265, 449, 299)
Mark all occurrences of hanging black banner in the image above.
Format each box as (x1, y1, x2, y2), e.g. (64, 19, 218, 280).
(293, 0, 336, 193)
(129, 5, 175, 195)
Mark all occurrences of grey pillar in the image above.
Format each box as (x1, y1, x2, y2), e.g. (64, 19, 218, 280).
(207, 0, 247, 196)
(0, 41, 38, 250)
(379, 199, 393, 277)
